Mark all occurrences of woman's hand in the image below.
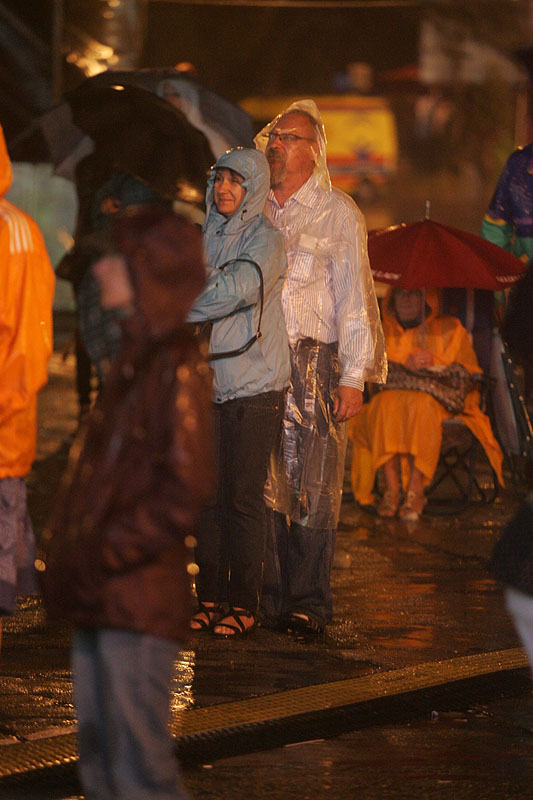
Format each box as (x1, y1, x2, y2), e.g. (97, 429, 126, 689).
(406, 350, 435, 370)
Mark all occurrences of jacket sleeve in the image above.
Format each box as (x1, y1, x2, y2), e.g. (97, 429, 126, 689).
(330, 199, 387, 389)
(187, 260, 261, 322)
(187, 225, 284, 323)
(481, 153, 516, 253)
(0, 215, 55, 426)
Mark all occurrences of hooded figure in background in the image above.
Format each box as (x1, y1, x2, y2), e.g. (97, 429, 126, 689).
(255, 100, 386, 635)
(349, 287, 504, 519)
(187, 147, 290, 637)
(0, 123, 55, 641)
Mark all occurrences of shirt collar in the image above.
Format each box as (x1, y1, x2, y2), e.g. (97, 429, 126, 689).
(268, 173, 321, 210)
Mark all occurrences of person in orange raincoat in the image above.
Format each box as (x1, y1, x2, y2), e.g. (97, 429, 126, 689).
(349, 287, 504, 521)
(0, 123, 55, 637)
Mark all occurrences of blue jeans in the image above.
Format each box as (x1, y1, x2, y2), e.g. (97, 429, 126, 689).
(261, 509, 336, 627)
(72, 628, 190, 800)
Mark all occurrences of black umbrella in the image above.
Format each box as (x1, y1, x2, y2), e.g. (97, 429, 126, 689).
(87, 67, 255, 150)
(49, 83, 214, 205)
(39, 69, 254, 181)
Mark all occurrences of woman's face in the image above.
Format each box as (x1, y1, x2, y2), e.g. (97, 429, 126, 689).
(213, 168, 246, 217)
(393, 289, 423, 324)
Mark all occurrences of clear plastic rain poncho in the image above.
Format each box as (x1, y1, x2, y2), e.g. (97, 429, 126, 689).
(257, 100, 387, 529)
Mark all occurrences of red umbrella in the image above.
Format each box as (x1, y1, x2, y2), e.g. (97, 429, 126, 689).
(368, 218, 526, 290)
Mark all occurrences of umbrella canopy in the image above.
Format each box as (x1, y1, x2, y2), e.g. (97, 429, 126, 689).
(61, 83, 214, 205)
(39, 68, 254, 179)
(88, 68, 255, 150)
(368, 218, 526, 290)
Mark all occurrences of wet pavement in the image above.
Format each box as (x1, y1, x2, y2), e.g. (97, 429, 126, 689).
(1, 312, 532, 799)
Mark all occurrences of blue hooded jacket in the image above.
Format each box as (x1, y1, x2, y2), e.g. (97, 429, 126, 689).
(188, 148, 290, 402)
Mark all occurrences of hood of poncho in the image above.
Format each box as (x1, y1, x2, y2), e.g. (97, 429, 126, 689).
(253, 99, 331, 191)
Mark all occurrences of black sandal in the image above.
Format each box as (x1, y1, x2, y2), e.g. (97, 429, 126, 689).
(213, 608, 256, 638)
(190, 602, 224, 632)
(287, 612, 324, 636)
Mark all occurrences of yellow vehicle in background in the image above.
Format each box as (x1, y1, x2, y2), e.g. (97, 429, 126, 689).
(240, 93, 398, 199)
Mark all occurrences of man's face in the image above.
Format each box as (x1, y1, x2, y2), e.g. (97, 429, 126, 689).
(265, 112, 317, 189)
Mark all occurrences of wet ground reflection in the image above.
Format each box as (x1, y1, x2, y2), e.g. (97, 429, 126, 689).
(183, 697, 533, 800)
(170, 651, 196, 713)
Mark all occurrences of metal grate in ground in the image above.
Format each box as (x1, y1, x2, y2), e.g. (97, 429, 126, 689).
(0, 646, 528, 781)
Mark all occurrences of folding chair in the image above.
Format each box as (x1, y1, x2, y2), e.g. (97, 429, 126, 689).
(424, 373, 499, 515)
(422, 291, 500, 514)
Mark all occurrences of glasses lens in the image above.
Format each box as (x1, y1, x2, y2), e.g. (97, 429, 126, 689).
(267, 132, 300, 144)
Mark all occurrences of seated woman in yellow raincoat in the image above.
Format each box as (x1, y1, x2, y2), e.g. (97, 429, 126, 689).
(349, 287, 504, 521)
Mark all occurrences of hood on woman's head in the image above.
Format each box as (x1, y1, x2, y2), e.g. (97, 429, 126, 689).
(113, 206, 206, 337)
(206, 148, 270, 222)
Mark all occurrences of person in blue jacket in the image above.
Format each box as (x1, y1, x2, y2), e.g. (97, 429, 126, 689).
(188, 147, 290, 637)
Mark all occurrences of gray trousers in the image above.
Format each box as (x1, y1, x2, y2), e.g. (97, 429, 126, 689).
(0, 477, 37, 615)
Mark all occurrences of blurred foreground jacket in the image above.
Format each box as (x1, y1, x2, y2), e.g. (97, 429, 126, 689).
(0, 124, 55, 478)
(40, 208, 213, 643)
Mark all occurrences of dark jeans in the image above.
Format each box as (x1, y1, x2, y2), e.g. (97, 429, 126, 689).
(261, 509, 336, 627)
(195, 390, 284, 613)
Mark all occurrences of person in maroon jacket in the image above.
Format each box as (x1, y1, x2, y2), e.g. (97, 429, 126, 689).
(39, 206, 213, 800)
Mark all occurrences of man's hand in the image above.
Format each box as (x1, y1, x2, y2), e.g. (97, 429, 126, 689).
(333, 385, 363, 422)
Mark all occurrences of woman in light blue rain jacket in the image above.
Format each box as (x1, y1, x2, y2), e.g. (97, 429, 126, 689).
(188, 147, 289, 637)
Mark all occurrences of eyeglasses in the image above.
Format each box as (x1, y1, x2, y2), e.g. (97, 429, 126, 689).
(266, 132, 315, 145)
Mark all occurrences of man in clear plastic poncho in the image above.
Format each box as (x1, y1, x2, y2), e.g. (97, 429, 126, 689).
(256, 100, 387, 635)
